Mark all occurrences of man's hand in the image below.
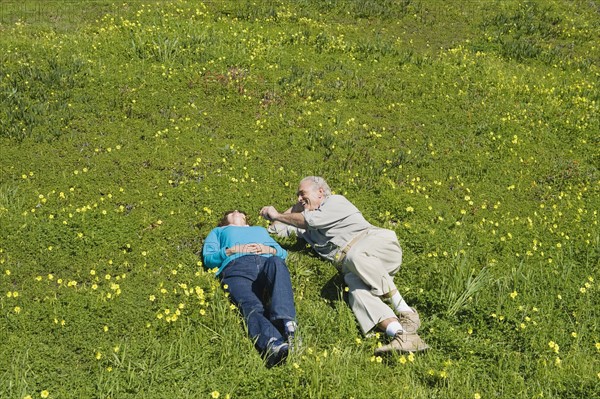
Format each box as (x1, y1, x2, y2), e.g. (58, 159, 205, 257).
(260, 206, 280, 221)
(260, 205, 307, 229)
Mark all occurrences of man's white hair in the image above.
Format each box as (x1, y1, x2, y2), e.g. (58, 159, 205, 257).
(301, 176, 332, 196)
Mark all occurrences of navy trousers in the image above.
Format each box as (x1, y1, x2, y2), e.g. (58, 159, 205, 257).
(220, 255, 296, 352)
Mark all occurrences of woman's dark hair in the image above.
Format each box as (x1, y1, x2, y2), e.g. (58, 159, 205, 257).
(218, 210, 249, 227)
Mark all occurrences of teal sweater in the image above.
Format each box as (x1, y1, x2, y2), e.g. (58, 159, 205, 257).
(202, 225, 287, 275)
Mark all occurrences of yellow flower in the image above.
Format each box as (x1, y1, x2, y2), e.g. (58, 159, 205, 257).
(554, 357, 561, 366)
(211, 391, 220, 398)
(510, 291, 518, 299)
(474, 394, 481, 399)
(40, 391, 49, 398)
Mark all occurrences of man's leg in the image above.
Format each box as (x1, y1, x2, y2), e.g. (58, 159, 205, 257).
(344, 272, 397, 335)
(343, 232, 428, 353)
(344, 229, 420, 331)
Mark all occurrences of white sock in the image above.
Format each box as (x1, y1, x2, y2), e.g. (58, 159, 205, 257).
(391, 292, 413, 313)
(385, 321, 403, 337)
(285, 321, 297, 336)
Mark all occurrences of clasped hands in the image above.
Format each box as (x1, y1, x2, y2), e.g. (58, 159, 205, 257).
(226, 243, 274, 256)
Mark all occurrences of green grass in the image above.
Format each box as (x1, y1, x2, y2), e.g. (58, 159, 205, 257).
(1, 0, 599, 398)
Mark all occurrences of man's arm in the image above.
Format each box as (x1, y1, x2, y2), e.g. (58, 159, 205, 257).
(260, 205, 308, 229)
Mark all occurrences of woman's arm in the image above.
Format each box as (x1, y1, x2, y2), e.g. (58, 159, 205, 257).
(202, 229, 227, 269)
(260, 231, 288, 259)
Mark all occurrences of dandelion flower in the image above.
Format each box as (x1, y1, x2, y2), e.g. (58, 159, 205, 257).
(211, 391, 220, 398)
(40, 390, 49, 398)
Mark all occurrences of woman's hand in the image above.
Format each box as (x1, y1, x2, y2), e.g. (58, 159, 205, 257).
(226, 243, 274, 256)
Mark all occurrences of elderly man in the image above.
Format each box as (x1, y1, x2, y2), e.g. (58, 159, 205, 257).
(260, 176, 429, 355)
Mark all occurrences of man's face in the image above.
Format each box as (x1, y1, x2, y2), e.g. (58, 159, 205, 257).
(296, 180, 324, 211)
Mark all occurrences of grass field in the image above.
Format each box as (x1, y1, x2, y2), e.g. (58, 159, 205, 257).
(1, 1, 598, 398)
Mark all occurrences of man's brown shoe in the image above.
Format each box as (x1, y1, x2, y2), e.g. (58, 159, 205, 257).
(397, 307, 421, 334)
(374, 331, 430, 355)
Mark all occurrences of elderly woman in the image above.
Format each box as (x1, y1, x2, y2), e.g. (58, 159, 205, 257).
(202, 210, 298, 367)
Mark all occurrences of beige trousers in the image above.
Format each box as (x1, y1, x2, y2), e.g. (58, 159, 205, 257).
(341, 228, 403, 334)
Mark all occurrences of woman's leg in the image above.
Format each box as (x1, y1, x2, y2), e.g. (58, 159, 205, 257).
(259, 256, 297, 327)
(221, 256, 284, 352)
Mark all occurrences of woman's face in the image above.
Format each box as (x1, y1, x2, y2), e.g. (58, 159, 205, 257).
(226, 210, 248, 226)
